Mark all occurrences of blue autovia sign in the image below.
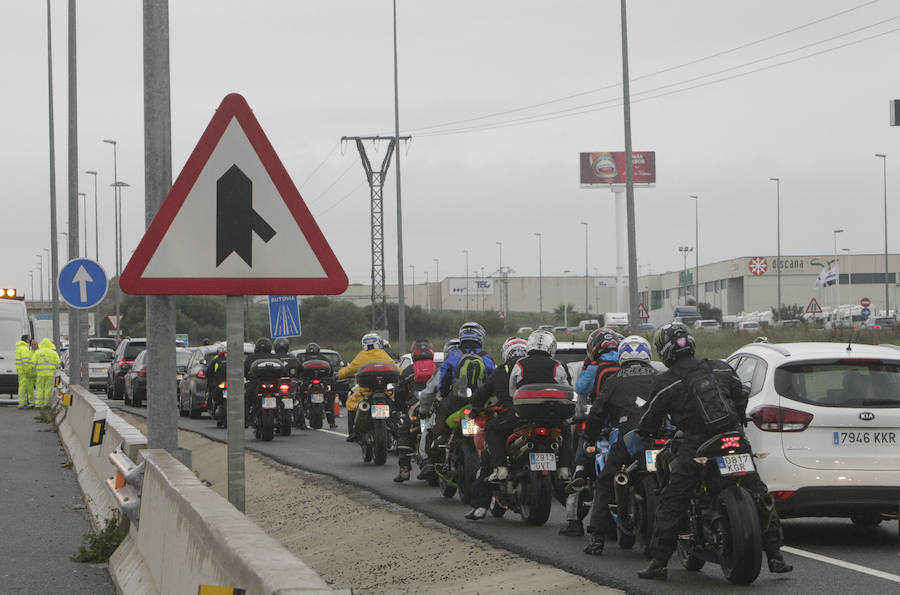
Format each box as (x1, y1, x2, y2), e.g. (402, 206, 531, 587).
(268, 295, 302, 338)
(861, 307, 871, 319)
(57, 259, 108, 309)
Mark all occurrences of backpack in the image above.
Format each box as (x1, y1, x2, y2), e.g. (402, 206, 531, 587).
(412, 359, 437, 386)
(452, 351, 489, 398)
(680, 360, 739, 434)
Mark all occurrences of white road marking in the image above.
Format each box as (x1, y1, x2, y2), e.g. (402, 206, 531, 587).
(317, 428, 348, 437)
(782, 546, 900, 584)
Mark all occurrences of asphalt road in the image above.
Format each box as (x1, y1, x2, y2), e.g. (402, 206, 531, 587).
(0, 403, 115, 594)
(107, 397, 900, 595)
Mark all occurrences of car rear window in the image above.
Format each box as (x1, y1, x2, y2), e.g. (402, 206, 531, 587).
(774, 361, 900, 408)
(89, 350, 114, 363)
(322, 353, 342, 369)
(555, 350, 586, 365)
(123, 342, 147, 360)
(176, 351, 192, 366)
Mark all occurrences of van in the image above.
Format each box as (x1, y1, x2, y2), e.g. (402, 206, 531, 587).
(673, 305, 701, 326)
(577, 319, 600, 333)
(0, 295, 32, 396)
(604, 312, 629, 330)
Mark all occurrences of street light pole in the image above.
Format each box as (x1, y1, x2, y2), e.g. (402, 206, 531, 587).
(409, 264, 415, 308)
(876, 154, 889, 314)
(842, 247, 852, 326)
(42, 248, 50, 305)
(563, 269, 571, 327)
(580, 221, 589, 315)
(36, 255, 44, 306)
(769, 178, 782, 320)
(463, 249, 469, 314)
(86, 170, 99, 261)
(104, 139, 120, 340)
(496, 241, 503, 314)
(535, 232, 543, 320)
(689, 196, 699, 306)
(678, 246, 693, 305)
(433, 258, 440, 311)
(833, 229, 844, 321)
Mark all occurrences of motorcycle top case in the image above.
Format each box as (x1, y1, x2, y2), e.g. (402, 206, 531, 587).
(513, 383, 576, 422)
(356, 362, 400, 390)
(249, 357, 286, 380)
(302, 359, 332, 379)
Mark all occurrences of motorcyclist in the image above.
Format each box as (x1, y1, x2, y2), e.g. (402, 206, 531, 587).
(297, 342, 338, 429)
(434, 323, 496, 443)
(206, 345, 228, 421)
(560, 328, 623, 537)
(415, 338, 459, 479)
(580, 335, 657, 555)
(338, 333, 398, 442)
(464, 336, 527, 520)
(273, 338, 305, 430)
(393, 338, 437, 483)
(636, 322, 792, 581)
(244, 337, 277, 424)
(503, 330, 572, 482)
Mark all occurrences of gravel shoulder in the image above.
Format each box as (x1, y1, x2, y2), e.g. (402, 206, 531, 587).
(120, 413, 618, 594)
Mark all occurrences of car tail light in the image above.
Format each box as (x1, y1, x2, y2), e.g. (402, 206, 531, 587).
(279, 384, 290, 393)
(749, 405, 814, 432)
(139, 369, 146, 377)
(534, 427, 550, 437)
(118, 361, 128, 368)
(769, 490, 795, 500)
(197, 369, 206, 378)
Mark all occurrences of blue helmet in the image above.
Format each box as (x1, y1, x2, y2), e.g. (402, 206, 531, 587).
(361, 332, 383, 350)
(458, 322, 486, 346)
(618, 335, 651, 364)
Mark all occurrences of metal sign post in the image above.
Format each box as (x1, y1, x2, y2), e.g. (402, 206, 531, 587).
(226, 296, 245, 511)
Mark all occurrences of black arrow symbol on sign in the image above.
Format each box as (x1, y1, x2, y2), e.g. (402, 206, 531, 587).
(216, 164, 276, 267)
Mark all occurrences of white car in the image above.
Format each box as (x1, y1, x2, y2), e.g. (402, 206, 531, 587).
(727, 341, 900, 524)
(693, 319, 721, 331)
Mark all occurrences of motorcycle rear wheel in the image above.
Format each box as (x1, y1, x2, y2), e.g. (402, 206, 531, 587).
(636, 475, 659, 559)
(717, 485, 763, 585)
(519, 472, 553, 526)
(280, 411, 292, 436)
(373, 422, 388, 466)
(309, 403, 324, 429)
(457, 441, 479, 505)
(259, 410, 275, 441)
(362, 443, 373, 462)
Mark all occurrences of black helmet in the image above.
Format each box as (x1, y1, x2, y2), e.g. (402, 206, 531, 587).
(411, 339, 434, 361)
(653, 322, 695, 367)
(306, 342, 321, 355)
(273, 337, 290, 353)
(202, 338, 211, 345)
(254, 337, 273, 353)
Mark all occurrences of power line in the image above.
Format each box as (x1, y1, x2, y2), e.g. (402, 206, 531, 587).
(417, 22, 900, 137)
(408, 0, 883, 134)
(298, 140, 339, 188)
(305, 156, 359, 207)
(317, 179, 368, 217)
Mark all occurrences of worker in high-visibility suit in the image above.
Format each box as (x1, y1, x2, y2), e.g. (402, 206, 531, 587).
(31, 338, 60, 408)
(338, 333, 398, 442)
(15, 334, 34, 408)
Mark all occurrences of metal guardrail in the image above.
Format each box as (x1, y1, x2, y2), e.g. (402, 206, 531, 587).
(105, 444, 145, 525)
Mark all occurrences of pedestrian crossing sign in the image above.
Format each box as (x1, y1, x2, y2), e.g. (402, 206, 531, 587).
(268, 295, 302, 339)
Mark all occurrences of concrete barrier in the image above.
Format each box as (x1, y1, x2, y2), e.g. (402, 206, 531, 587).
(55, 378, 339, 594)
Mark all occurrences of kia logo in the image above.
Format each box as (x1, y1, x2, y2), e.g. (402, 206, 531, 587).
(859, 411, 875, 421)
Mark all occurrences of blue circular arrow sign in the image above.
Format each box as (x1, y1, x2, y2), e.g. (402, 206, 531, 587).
(57, 258, 109, 309)
(861, 307, 871, 319)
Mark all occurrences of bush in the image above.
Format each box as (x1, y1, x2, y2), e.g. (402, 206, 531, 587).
(71, 514, 128, 563)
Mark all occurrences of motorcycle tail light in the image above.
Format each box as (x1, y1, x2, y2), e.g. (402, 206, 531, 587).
(749, 405, 814, 432)
(578, 422, 586, 431)
(218, 381, 227, 389)
(197, 369, 206, 378)
(720, 435, 741, 450)
(463, 408, 471, 416)
(139, 369, 146, 377)
(654, 439, 668, 446)
(770, 490, 795, 500)
(313, 379, 320, 384)
(279, 384, 290, 393)
(534, 427, 549, 437)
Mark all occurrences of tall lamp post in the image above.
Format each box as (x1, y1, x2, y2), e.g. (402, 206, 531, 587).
(842, 247, 852, 326)
(833, 229, 844, 320)
(689, 196, 699, 305)
(678, 246, 693, 305)
(535, 232, 543, 320)
(580, 221, 589, 313)
(496, 241, 503, 315)
(463, 249, 469, 314)
(769, 178, 782, 320)
(409, 264, 415, 308)
(876, 154, 890, 314)
(42, 248, 50, 302)
(563, 269, 571, 327)
(78, 192, 87, 257)
(433, 258, 440, 311)
(36, 254, 44, 306)
(111, 179, 130, 341)
(85, 170, 99, 261)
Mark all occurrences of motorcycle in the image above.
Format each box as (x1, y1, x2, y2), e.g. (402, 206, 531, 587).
(211, 380, 228, 428)
(354, 363, 399, 466)
(656, 430, 769, 585)
(403, 400, 439, 486)
(435, 402, 480, 504)
(301, 359, 332, 429)
(479, 384, 576, 526)
(248, 358, 286, 442)
(274, 377, 294, 436)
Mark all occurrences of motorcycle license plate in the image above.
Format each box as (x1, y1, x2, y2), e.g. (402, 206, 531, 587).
(529, 452, 557, 471)
(461, 418, 477, 437)
(222, 390, 227, 399)
(176, 374, 184, 381)
(645, 449, 660, 472)
(716, 453, 754, 475)
(282, 398, 293, 409)
(311, 394, 325, 404)
(261, 397, 277, 409)
(372, 404, 390, 419)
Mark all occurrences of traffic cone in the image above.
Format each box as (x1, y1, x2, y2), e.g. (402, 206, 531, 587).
(333, 398, 341, 419)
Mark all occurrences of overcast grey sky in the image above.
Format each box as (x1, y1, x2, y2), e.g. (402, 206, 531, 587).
(3, 0, 898, 296)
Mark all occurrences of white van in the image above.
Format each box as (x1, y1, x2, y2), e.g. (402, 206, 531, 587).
(0, 295, 32, 396)
(604, 312, 629, 330)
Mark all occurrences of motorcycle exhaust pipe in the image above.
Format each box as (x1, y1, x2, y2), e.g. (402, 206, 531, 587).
(357, 401, 370, 413)
(761, 493, 775, 512)
(549, 441, 559, 451)
(614, 471, 630, 486)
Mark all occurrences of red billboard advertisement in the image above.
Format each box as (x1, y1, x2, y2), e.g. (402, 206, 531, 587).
(579, 151, 656, 185)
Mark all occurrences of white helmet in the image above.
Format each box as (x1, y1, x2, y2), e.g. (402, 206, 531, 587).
(501, 336, 528, 362)
(361, 332, 383, 350)
(618, 335, 651, 364)
(526, 330, 556, 357)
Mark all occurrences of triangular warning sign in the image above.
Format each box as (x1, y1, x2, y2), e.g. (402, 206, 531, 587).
(106, 314, 124, 330)
(805, 297, 823, 314)
(638, 303, 650, 319)
(120, 93, 348, 296)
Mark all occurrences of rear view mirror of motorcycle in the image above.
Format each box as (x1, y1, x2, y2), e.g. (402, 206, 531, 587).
(386, 383, 396, 391)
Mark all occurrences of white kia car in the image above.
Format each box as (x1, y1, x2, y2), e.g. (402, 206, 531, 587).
(727, 341, 900, 525)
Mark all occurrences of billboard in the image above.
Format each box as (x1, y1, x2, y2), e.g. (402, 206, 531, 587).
(449, 277, 494, 296)
(579, 151, 656, 185)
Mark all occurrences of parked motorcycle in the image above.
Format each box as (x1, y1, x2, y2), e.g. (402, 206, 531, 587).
(354, 363, 399, 466)
(248, 358, 286, 442)
(481, 384, 576, 526)
(301, 359, 331, 429)
(655, 430, 769, 585)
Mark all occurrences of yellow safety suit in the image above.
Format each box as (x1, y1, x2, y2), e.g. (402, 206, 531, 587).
(338, 348, 398, 411)
(31, 338, 60, 408)
(15, 340, 34, 408)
